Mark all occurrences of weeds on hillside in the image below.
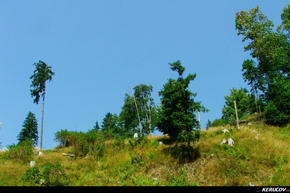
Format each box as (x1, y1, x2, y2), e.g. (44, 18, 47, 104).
(3, 140, 34, 163)
(22, 162, 68, 186)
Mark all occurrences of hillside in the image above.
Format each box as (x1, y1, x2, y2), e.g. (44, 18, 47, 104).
(0, 122, 289, 186)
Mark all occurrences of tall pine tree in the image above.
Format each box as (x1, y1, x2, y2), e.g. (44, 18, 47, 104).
(18, 112, 38, 146)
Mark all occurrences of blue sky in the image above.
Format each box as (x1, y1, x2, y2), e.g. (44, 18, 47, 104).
(0, 1, 287, 149)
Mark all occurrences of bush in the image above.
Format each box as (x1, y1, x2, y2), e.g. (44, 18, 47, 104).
(55, 129, 71, 147)
(177, 130, 200, 145)
(22, 167, 42, 184)
(112, 137, 126, 150)
(41, 162, 68, 186)
(4, 140, 34, 163)
(211, 119, 227, 127)
(265, 101, 290, 126)
(89, 143, 106, 160)
(55, 129, 106, 158)
(22, 162, 68, 186)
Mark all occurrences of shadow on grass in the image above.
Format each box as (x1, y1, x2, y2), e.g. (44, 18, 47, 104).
(162, 144, 200, 164)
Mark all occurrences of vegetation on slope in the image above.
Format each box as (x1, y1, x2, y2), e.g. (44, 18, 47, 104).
(0, 120, 289, 186)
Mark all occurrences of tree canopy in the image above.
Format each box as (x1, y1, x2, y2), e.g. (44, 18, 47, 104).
(157, 60, 207, 142)
(30, 60, 55, 104)
(222, 88, 257, 124)
(236, 6, 290, 126)
(18, 112, 38, 146)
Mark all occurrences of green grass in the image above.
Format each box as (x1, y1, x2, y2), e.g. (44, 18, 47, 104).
(0, 122, 289, 186)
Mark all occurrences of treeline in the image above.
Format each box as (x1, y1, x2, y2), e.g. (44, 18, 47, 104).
(208, 5, 290, 128)
(54, 60, 205, 157)
(10, 4, 290, 152)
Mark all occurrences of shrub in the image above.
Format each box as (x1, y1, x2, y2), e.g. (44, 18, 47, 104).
(4, 140, 34, 163)
(112, 137, 126, 150)
(89, 143, 106, 160)
(55, 129, 71, 147)
(22, 162, 68, 186)
(211, 118, 227, 127)
(22, 167, 41, 184)
(265, 101, 290, 126)
(55, 129, 106, 158)
(41, 162, 68, 186)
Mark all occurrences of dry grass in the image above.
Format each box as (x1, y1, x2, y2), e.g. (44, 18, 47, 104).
(0, 122, 289, 186)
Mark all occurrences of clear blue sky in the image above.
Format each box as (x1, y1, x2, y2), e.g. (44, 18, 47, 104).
(0, 1, 287, 149)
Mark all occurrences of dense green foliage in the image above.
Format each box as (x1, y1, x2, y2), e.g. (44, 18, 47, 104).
(119, 84, 158, 137)
(18, 112, 38, 146)
(55, 129, 71, 147)
(280, 4, 290, 35)
(222, 88, 257, 124)
(101, 113, 122, 138)
(157, 61, 207, 142)
(236, 6, 290, 126)
(55, 129, 106, 158)
(211, 119, 227, 127)
(4, 140, 34, 163)
(30, 60, 55, 104)
(22, 162, 68, 186)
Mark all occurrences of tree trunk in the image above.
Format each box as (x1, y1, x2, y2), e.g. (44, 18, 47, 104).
(40, 93, 45, 150)
(234, 100, 240, 129)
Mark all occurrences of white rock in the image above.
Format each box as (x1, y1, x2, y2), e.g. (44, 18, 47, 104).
(133, 133, 138, 139)
(222, 129, 229, 133)
(152, 177, 158, 181)
(221, 139, 227, 145)
(38, 151, 43, 156)
(159, 142, 163, 145)
(249, 182, 255, 186)
(40, 179, 45, 185)
(221, 138, 234, 146)
(62, 153, 75, 157)
(227, 138, 234, 146)
(30, 161, 36, 167)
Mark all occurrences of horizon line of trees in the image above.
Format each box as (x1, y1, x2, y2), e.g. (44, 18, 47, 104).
(12, 4, 290, 149)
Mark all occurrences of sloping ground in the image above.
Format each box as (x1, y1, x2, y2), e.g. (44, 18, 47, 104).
(0, 122, 289, 186)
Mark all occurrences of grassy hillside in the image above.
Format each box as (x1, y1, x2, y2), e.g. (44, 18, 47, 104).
(0, 122, 289, 186)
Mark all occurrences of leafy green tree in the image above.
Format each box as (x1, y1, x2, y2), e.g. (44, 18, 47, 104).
(236, 7, 290, 126)
(279, 4, 290, 36)
(101, 113, 121, 137)
(157, 60, 207, 143)
(55, 129, 70, 147)
(119, 84, 157, 137)
(30, 60, 55, 149)
(222, 88, 257, 124)
(119, 94, 139, 137)
(18, 112, 38, 146)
